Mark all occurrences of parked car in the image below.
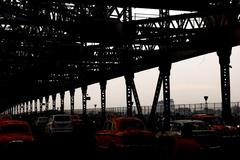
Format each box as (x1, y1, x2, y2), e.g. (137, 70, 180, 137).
(71, 114, 82, 125)
(35, 116, 48, 128)
(156, 119, 217, 137)
(34, 116, 49, 137)
(156, 119, 222, 160)
(191, 114, 237, 136)
(95, 116, 156, 151)
(70, 114, 84, 132)
(45, 114, 73, 134)
(0, 119, 34, 148)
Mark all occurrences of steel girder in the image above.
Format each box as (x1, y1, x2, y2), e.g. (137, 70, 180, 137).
(0, 0, 240, 111)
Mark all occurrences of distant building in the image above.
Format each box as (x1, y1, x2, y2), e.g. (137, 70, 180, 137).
(156, 99, 175, 115)
(174, 108, 192, 117)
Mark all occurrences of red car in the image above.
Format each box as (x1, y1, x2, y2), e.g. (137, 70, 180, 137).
(95, 116, 156, 151)
(191, 114, 237, 135)
(0, 119, 34, 146)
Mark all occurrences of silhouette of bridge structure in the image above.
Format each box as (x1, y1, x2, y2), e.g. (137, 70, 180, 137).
(1, 0, 240, 127)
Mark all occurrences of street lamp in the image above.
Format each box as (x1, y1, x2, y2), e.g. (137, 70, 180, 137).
(204, 96, 208, 113)
(86, 94, 91, 100)
(94, 104, 97, 114)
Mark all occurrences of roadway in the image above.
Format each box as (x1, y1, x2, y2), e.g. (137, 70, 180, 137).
(8, 129, 240, 160)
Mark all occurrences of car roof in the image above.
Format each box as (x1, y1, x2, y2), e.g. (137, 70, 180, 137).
(171, 119, 206, 125)
(53, 114, 70, 116)
(110, 116, 143, 123)
(0, 119, 30, 126)
(192, 114, 221, 119)
(37, 116, 48, 119)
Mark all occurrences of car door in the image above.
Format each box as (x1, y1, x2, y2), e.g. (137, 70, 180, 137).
(96, 120, 114, 148)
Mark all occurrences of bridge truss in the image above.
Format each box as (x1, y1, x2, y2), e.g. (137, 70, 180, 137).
(0, 0, 240, 124)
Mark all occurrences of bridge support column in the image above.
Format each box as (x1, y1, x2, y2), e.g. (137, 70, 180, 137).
(70, 89, 75, 115)
(148, 67, 163, 130)
(8, 107, 10, 115)
(39, 97, 43, 114)
(18, 104, 21, 115)
(100, 80, 107, 123)
(14, 106, 16, 115)
(34, 99, 38, 114)
(10, 106, 13, 115)
(217, 48, 232, 124)
(22, 103, 25, 114)
(52, 94, 56, 111)
(25, 102, 28, 115)
(131, 77, 143, 119)
(19, 104, 21, 115)
(10, 106, 12, 115)
(161, 63, 172, 131)
(30, 100, 33, 114)
(125, 74, 133, 117)
(19, 103, 22, 115)
(17, 104, 20, 115)
(16, 104, 19, 115)
(81, 86, 88, 118)
(45, 96, 49, 111)
(9, 107, 11, 115)
(60, 91, 65, 113)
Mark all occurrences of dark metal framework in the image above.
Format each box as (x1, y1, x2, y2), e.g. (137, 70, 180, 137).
(100, 80, 106, 122)
(217, 48, 233, 123)
(0, 0, 240, 125)
(70, 88, 75, 115)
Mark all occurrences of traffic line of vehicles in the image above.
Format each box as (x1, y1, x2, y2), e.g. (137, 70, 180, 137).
(0, 112, 239, 159)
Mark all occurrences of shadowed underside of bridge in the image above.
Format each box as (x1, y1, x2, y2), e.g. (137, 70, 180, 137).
(0, 0, 240, 112)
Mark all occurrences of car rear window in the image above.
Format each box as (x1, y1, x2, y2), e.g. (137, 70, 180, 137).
(0, 124, 30, 133)
(119, 120, 144, 130)
(54, 115, 71, 121)
(38, 117, 48, 122)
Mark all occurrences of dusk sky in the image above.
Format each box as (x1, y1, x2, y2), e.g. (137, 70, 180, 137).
(51, 46, 240, 110)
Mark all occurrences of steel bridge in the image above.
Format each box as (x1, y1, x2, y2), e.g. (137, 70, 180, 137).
(1, 0, 240, 128)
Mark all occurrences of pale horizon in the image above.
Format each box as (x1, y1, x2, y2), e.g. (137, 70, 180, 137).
(39, 46, 240, 110)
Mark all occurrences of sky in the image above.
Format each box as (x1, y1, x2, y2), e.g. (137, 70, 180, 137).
(50, 46, 240, 110)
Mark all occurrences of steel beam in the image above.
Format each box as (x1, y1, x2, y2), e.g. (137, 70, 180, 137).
(34, 99, 38, 113)
(39, 97, 43, 113)
(60, 91, 65, 113)
(161, 63, 171, 131)
(131, 78, 143, 118)
(52, 94, 57, 111)
(217, 47, 233, 124)
(70, 88, 75, 115)
(25, 102, 28, 115)
(81, 85, 88, 118)
(30, 100, 33, 114)
(125, 74, 133, 117)
(45, 96, 49, 111)
(148, 67, 163, 130)
(100, 80, 107, 123)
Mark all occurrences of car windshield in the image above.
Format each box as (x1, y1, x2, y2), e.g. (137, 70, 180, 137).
(119, 119, 144, 130)
(171, 121, 209, 131)
(38, 117, 48, 122)
(205, 118, 224, 125)
(54, 115, 70, 121)
(0, 124, 30, 133)
(191, 122, 209, 130)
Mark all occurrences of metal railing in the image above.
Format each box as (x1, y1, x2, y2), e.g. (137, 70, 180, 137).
(66, 102, 240, 118)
